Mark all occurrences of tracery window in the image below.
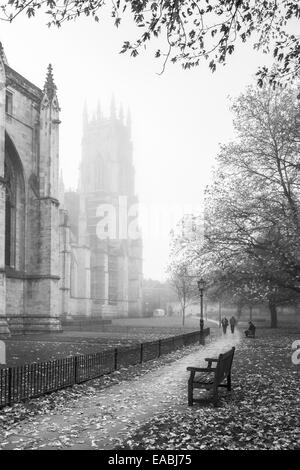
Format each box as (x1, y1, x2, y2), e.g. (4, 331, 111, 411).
(4, 135, 25, 270)
(4, 156, 16, 267)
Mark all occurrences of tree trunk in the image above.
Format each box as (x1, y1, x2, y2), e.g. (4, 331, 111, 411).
(269, 300, 278, 328)
(236, 304, 242, 319)
(182, 306, 185, 326)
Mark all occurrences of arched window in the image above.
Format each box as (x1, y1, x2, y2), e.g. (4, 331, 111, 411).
(70, 252, 78, 298)
(5, 154, 16, 267)
(4, 135, 25, 270)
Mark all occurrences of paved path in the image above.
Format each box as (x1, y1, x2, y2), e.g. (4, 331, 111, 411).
(1, 331, 241, 450)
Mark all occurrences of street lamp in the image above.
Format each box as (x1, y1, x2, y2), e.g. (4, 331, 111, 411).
(197, 278, 205, 334)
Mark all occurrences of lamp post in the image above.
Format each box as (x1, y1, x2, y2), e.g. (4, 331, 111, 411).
(197, 278, 205, 335)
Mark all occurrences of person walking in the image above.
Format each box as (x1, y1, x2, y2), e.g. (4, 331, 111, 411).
(221, 316, 229, 334)
(229, 315, 237, 334)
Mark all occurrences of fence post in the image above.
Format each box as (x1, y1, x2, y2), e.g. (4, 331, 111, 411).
(158, 340, 161, 358)
(114, 348, 118, 370)
(140, 343, 143, 364)
(7, 368, 12, 406)
(74, 356, 78, 384)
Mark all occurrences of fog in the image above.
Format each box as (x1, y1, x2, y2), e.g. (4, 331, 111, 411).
(0, 13, 272, 280)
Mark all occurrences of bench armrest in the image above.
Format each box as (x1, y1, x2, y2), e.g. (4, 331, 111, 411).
(205, 357, 219, 368)
(187, 367, 216, 372)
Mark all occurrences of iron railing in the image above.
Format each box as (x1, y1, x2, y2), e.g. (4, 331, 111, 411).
(0, 328, 210, 408)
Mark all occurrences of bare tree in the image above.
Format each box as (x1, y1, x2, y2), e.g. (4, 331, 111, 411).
(168, 263, 197, 326)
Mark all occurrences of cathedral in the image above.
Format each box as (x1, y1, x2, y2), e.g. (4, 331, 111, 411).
(60, 101, 143, 319)
(0, 45, 143, 337)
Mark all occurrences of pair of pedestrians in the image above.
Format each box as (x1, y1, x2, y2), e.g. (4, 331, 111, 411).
(221, 316, 236, 334)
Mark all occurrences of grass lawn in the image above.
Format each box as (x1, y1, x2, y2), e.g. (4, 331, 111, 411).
(2, 318, 217, 367)
(117, 328, 300, 450)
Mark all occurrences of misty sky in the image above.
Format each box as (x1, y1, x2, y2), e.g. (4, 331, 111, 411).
(0, 11, 273, 280)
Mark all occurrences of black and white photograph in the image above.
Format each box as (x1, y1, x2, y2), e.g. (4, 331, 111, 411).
(0, 0, 299, 455)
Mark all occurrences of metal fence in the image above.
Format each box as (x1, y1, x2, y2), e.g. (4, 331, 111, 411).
(0, 328, 210, 408)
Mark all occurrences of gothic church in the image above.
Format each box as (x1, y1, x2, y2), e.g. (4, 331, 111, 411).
(0, 45, 142, 337)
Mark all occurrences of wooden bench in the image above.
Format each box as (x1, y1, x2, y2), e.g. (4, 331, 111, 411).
(245, 330, 255, 338)
(245, 329, 256, 338)
(187, 347, 235, 406)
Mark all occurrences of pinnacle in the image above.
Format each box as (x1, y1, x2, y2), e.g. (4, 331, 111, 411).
(0, 41, 8, 65)
(44, 63, 57, 101)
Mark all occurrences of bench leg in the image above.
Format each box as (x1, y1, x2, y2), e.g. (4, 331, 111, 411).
(227, 374, 232, 391)
(212, 386, 218, 407)
(188, 381, 193, 406)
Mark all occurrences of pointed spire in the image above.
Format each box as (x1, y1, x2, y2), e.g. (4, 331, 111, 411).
(44, 63, 57, 102)
(110, 94, 116, 119)
(97, 100, 102, 120)
(119, 103, 124, 123)
(0, 42, 8, 65)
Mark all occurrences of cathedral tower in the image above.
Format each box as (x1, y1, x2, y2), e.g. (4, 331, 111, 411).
(65, 98, 143, 318)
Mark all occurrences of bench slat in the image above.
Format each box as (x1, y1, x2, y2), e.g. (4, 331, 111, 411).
(194, 373, 214, 384)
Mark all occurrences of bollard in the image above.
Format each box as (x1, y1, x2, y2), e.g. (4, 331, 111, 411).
(140, 343, 143, 364)
(114, 348, 118, 370)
